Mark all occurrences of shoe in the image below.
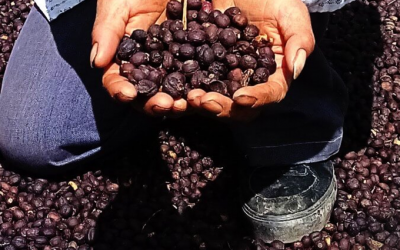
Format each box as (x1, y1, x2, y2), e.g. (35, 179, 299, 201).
(242, 160, 337, 243)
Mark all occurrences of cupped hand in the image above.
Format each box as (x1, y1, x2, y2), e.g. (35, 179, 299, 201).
(91, 0, 187, 116)
(188, 0, 315, 121)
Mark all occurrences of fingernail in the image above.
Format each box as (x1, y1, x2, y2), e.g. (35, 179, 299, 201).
(90, 43, 98, 68)
(152, 105, 170, 114)
(201, 100, 223, 114)
(293, 49, 307, 80)
(233, 95, 257, 106)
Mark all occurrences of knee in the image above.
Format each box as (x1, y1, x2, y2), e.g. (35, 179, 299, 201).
(0, 123, 99, 174)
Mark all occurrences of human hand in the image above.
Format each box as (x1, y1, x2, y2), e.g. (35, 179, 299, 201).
(187, 0, 315, 121)
(91, 0, 188, 116)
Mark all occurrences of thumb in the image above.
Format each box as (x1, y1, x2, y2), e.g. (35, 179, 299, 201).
(91, 1, 127, 68)
(279, 0, 315, 80)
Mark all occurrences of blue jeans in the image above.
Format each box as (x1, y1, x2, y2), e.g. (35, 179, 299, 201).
(0, 0, 348, 173)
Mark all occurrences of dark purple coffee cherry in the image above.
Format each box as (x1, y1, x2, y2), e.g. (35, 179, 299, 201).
(117, 39, 138, 61)
(205, 24, 219, 43)
(187, 21, 204, 31)
(129, 69, 147, 83)
(161, 29, 174, 44)
(219, 28, 237, 47)
(191, 71, 207, 88)
(187, 10, 198, 22)
(209, 10, 222, 23)
(197, 10, 209, 23)
(187, 0, 202, 10)
(148, 24, 161, 39)
(149, 50, 163, 66)
(173, 30, 187, 43)
(167, 0, 183, 19)
(252, 67, 270, 84)
(227, 68, 244, 82)
(169, 20, 184, 32)
(197, 46, 215, 66)
(208, 80, 228, 95)
(212, 43, 227, 61)
(258, 54, 277, 74)
(182, 60, 200, 77)
(169, 42, 181, 57)
(240, 55, 257, 69)
(215, 14, 231, 28)
(162, 51, 174, 70)
(224, 7, 241, 19)
(232, 14, 248, 28)
(130, 52, 149, 66)
(161, 20, 173, 31)
(162, 72, 186, 98)
(180, 43, 196, 59)
(145, 37, 164, 51)
(173, 59, 184, 72)
(227, 80, 242, 96)
(243, 24, 260, 41)
(136, 80, 159, 97)
(208, 61, 228, 77)
(119, 63, 135, 78)
(226, 54, 240, 68)
(187, 30, 206, 45)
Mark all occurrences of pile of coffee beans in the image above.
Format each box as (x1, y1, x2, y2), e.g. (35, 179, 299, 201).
(159, 130, 223, 214)
(1, 0, 400, 249)
(116, 0, 276, 98)
(0, 0, 32, 90)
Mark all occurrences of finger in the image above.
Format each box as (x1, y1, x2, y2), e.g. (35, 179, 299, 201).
(91, 0, 128, 68)
(143, 92, 174, 116)
(200, 92, 234, 117)
(233, 67, 291, 107)
(278, 0, 315, 79)
(172, 98, 188, 113)
(187, 89, 207, 108)
(103, 63, 137, 102)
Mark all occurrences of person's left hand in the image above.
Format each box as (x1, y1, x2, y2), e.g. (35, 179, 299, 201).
(187, 0, 315, 121)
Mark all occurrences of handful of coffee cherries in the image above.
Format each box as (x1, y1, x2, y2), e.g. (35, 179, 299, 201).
(116, 0, 276, 99)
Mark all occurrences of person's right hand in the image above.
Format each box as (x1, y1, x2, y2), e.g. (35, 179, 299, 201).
(91, 0, 188, 116)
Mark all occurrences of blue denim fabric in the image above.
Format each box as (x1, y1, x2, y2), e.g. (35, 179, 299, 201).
(0, 0, 348, 172)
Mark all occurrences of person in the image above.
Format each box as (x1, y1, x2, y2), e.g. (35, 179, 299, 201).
(0, 0, 353, 243)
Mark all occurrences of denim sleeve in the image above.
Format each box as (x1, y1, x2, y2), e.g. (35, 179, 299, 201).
(303, 0, 356, 12)
(35, 0, 85, 21)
